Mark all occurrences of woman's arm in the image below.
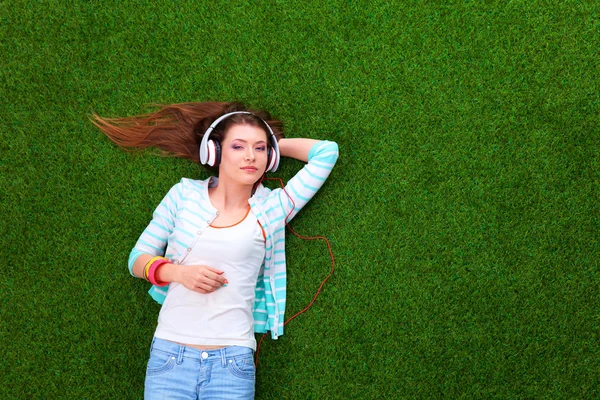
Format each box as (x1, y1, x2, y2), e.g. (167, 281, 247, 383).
(133, 254, 227, 293)
(127, 183, 180, 276)
(271, 139, 339, 222)
(128, 180, 226, 293)
(277, 138, 320, 162)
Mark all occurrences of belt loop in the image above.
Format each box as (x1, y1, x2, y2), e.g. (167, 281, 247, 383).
(220, 348, 227, 367)
(177, 344, 185, 364)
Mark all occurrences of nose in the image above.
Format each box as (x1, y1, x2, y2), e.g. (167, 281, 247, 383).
(245, 147, 255, 161)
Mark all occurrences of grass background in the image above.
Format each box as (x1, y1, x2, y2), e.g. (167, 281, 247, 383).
(1, 0, 599, 398)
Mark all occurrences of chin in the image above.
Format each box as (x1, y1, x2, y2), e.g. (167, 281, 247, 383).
(237, 175, 262, 186)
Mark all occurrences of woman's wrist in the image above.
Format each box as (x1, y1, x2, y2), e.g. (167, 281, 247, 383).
(155, 263, 180, 284)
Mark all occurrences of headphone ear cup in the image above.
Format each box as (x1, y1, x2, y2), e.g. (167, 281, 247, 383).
(206, 140, 221, 167)
(214, 141, 221, 167)
(266, 146, 275, 172)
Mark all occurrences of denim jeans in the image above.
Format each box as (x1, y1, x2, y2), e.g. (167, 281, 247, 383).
(144, 337, 255, 400)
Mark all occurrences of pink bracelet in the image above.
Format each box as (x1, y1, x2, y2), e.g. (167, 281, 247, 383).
(148, 258, 170, 287)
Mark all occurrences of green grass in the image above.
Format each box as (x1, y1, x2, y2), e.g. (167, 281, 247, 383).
(1, 0, 599, 398)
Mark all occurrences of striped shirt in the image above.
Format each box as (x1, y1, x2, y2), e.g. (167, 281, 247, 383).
(128, 140, 339, 339)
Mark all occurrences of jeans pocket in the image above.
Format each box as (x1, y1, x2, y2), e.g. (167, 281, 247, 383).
(227, 355, 255, 380)
(146, 349, 177, 376)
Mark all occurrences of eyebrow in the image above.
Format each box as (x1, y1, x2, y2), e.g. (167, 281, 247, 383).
(231, 138, 267, 144)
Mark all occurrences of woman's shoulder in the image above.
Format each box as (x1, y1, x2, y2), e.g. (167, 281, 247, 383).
(253, 183, 273, 200)
(178, 177, 210, 191)
(164, 177, 211, 203)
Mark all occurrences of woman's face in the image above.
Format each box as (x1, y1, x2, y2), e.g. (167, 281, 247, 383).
(219, 124, 269, 186)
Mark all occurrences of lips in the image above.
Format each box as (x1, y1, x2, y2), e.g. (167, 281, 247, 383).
(241, 166, 258, 172)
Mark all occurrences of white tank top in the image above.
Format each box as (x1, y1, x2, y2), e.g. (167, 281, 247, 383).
(154, 209, 266, 350)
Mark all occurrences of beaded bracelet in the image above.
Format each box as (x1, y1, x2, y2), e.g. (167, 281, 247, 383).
(148, 258, 170, 287)
(144, 256, 164, 281)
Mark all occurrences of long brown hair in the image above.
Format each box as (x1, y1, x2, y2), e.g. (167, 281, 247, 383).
(90, 102, 284, 166)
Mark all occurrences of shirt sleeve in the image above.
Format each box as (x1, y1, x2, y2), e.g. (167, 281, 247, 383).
(275, 140, 339, 222)
(127, 182, 182, 275)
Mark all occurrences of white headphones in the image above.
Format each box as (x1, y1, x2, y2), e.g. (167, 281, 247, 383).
(199, 111, 280, 172)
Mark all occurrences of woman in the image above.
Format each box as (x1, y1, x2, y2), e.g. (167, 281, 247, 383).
(92, 101, 339, 399)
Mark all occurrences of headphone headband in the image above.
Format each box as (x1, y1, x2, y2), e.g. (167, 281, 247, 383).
(199, 111, 280, 172)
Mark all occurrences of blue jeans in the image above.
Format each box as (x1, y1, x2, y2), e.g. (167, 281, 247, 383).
(144, 337, 255, 400)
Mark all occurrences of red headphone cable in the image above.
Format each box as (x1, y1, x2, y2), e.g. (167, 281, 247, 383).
(254, 177, 336, 367)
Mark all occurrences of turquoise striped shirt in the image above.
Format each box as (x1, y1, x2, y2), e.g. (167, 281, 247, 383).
(129, 140, 339, 339)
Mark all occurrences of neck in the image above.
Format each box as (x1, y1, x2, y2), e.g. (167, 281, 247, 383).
(209, 177, 255, 211)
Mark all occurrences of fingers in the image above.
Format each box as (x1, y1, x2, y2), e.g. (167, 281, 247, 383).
(204, 266, 228, 282)
(203, 266, 229, 286)
(192, 277, 222, 293)
(184, 265, 228, 294)
(196, 281, 219, 294)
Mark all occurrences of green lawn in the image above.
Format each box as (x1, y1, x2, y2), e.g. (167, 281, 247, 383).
(1, 0, 599, 398)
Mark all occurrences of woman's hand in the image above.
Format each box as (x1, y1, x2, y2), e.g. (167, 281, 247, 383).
(277, 138, 319, 162)
(163, 264, 228, 294)
(132, 254, 227, 293)
(177, 264, 228, 294)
